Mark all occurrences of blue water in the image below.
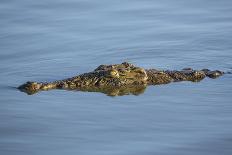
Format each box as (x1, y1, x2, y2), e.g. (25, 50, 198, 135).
(1, 0, 232, 154)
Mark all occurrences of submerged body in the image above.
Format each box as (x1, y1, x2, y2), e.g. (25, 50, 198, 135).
(18, 62, 224, 96)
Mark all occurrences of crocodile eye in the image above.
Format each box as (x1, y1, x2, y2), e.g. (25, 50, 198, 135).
(118, 68, 127, 74)
(134, 68, 145, 74)
(109, 69, 119, 78)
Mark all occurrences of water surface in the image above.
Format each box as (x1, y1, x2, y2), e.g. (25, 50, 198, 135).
(0, 0, 232, 154)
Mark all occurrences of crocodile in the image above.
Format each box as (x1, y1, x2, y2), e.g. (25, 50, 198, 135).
(18, 62, 224, 96)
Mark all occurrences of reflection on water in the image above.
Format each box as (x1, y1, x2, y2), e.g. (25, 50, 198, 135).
(19, 84, 147, 96)
(65, 85, 147, 96)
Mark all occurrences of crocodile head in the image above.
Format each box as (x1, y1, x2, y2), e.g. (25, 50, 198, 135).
(90, 62, 148, 86)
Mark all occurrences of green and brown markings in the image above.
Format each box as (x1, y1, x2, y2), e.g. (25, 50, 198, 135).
(18, 62, 224, 96)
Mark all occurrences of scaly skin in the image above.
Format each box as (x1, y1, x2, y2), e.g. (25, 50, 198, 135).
(18, 62, 224, 96)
